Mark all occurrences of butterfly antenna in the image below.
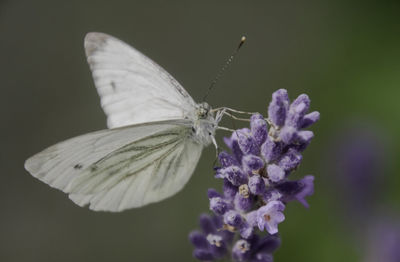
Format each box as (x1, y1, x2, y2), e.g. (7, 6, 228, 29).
(202, 36, 246, 102)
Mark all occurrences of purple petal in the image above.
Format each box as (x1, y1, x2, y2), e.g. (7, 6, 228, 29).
(295, 175, 314, 208)
(207, 188, 222, 199)
(207, 234, 227, 258)
(267, 164, 285, 183)
(239, 222, 254, 239)
(300, 111, 320, 128)
(223, 179, 238, 201)
(256, 235, 281, 253)
(189, 231, 209, 249)
(232, 239, 251, 261)
(237, 131, 260, 155)
(218, 151, 238, 168)
(261, 137, 283, 163)
(251, 253, 273, 262)
(278, 148, 302, 172)
(262, 190, 282, 203)
(296, 130, 314, 144)
(210, 197, 230, 215)
(193, 249, 214, 261)
(285, 94, 310, 128)
(224, 210, 244, 228)
(222, 166, 248, 186)
(279, 126, 296, 144)
(224, 128, 250, 162)
(246, 211, 258, 227)
(199, 214, 216, 234)
(242, 155, 265, 175)
(275, 176, 314, 208)
(257, 201, 286, 234)
(248, 175, 266, 195)
(268, 89, 289, 127)
(251, 114, 268, 146)
(234, 192, 253, 212)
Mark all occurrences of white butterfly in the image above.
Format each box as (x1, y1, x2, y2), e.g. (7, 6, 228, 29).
(25, 32, 243, 212)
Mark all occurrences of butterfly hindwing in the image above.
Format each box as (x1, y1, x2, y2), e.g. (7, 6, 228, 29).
(25, 120, 203, 211)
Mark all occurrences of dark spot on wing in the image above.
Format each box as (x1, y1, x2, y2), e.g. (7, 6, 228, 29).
(91, 166, 98, 172)
(192, 127, 196, 133)
(111, 81, 116, 91)
(74, 164, 83, 170)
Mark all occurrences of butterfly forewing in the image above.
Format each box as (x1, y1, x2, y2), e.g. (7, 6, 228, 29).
(85, 32, 197, 128)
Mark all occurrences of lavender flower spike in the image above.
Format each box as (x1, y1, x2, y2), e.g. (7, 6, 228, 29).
(190, 89, 319, 261)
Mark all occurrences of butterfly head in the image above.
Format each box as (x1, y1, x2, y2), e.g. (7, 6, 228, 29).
(191, 102, 219, 146)
(197, 102, 212, 119)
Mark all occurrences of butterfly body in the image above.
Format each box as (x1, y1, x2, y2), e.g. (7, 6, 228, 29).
(190, 102, 218, 146)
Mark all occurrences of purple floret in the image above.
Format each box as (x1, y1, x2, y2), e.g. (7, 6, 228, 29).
(237, 131, 260, 155)
(242, 155, 265, 175)
(248, 175, 265, 195)
(301, 111, 320, 128)
(268, 89, 289, 127)
(261, 137, 283, 163)
(257, 201, 286, 234)
(267, 164, 285, 183)
(250, 113, 268, 146)
(190, 214, 234, 261)
(275, 175, 314, 208)
(278, 148, 302, 172)
(210, 197, 231, 215)
(221, 166, 248, 186)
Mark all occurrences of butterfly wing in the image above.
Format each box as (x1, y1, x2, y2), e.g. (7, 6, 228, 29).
(85, 32, 197, 128)
(25, 120, 203, 211)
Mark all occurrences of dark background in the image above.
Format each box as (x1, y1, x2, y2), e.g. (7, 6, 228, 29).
(1, 1, 399, 261)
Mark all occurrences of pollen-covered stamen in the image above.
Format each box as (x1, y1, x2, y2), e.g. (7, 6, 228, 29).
(222, 224, 236, 232)
(239, 184, 250, 198)
(206, 234, 223, 247)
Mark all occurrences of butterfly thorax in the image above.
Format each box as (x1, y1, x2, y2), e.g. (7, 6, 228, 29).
(191, 102, 217, 146)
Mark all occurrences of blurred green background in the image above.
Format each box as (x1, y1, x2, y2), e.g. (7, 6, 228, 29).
(1, 1, 400, 261)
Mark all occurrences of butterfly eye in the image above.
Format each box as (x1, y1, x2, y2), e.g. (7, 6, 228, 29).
(198, 108, 208, 118)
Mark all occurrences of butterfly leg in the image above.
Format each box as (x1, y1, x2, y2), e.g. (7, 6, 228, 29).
(212, 107, 257, 115)
(217, 126, 235, 132)
(211, 135, 219, 158)
(222, 111, 251, 122)
(214, 107, 273, 126)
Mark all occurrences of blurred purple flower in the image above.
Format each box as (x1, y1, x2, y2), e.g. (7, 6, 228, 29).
(330, 122, 387, 225)
(329, 121, 399, 262)
(364, 215, 400, 262)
